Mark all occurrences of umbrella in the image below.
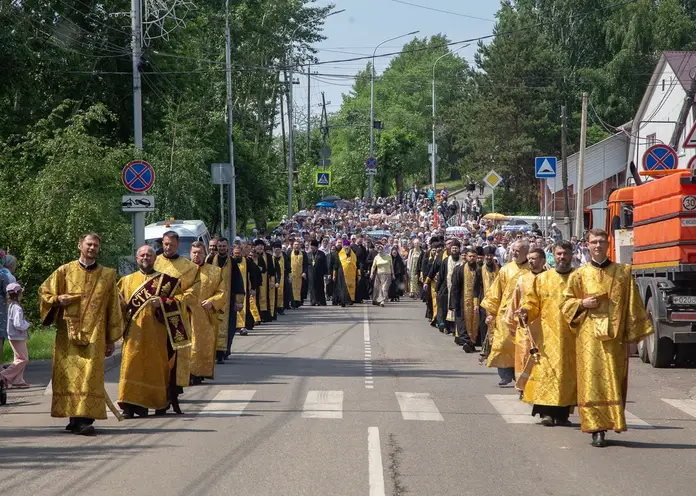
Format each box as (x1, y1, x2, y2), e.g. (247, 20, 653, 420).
(483, 213, 509, 221)
(316, 201, 337, 208)
(295, 210, 310, 217)
(321, 195, 341, 202)
(335, 199, 353, 209)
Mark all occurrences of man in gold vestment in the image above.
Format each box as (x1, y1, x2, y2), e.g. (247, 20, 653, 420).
(117, 246, 171, 418)
(561, 229, 653, 447)
(477, 246, 500, 357)
(333, 240, 360, 306)
(504, 248, 545, 393)
(481, 240, 530, 386)
(154, 231, 200, 408)
(189, 242, 226, 384)
(39, 233, 123, 435)
(289, 241, 308, 308)
(517, 241, 577, 427)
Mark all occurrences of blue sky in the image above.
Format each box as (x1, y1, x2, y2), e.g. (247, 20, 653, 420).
(294, 0, 501, 122)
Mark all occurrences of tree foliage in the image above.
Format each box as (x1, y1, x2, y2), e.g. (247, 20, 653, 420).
(313, 0, 696, 212)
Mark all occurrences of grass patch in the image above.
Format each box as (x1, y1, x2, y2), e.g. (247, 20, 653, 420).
(2, 327, 55, 362)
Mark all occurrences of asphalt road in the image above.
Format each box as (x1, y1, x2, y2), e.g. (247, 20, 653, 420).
(2, 300, 696, 495)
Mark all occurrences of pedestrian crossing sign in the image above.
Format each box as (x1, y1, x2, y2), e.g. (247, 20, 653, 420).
(315, 170, 332, 188)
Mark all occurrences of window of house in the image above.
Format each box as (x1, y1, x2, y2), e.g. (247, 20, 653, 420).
(646, 133, 657, 147)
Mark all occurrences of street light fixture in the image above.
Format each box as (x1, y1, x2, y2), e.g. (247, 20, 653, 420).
(431, 43, 469, 189)
(287, 9, 345, 218)
(369, 30, 419, 200)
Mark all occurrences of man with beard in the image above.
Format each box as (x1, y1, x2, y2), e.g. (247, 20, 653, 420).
(435, 239, 463, 335)
(481, 240, 530, 387)
(39, 233, 123, 435)
(307, 239, 328, 306)
(117, 245, 171, 418)
(207, 237, 219, 258)
(251, 239, 276, 322)
(505, 247, 546, 394)
(272, 241, 291, 314)
(450, 248, 482, 353)
(224, 245, 259, 357)
(407, 238, 423, 299)
(189, 242, 226, 384)
(517, 241, 577, 427)
(265, 242, 279, 320)
(289, 241, 308, 308)
(351, 234, 369, 302)
(327, 240, 342, 305)
(153, 231, 200, 411)
(477, 246, 500, 356)
(421, 241, 440, 325)
(333, 240, 360, 307)
(208, 238, 245, 362)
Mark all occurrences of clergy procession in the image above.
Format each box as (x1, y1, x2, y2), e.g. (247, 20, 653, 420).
(24, 185, 652, 451)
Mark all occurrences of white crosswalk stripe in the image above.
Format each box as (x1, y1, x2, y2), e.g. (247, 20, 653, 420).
(302, 390, 344, 419)
(485, 394, 653, 428)
(395, 392, 444, 421)
(198, 389, 256, 417)
(662, 398, 696, 418)
(485, 394, 537, 424)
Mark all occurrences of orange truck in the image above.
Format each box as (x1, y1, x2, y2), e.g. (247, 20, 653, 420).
(605, 169, 696, 368)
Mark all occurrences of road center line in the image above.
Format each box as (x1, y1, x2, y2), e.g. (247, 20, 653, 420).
(364, 305, 374, 389)
(368, 427, 386, 496)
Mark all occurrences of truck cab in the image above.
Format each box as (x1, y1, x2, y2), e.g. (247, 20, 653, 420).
(605, 171, 696, 367)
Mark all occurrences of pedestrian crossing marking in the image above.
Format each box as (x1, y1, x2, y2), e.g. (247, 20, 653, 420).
(485, 394, 537, 424)
(486, 394, 653, 428)
(624, 410, 652, 429)
(198, 389, 256, 417)
(395, 392, 444, 421)
(302, 390, 344, 419)
(662, 398, 696, 418)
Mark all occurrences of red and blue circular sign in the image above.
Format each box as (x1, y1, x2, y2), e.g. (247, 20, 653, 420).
(122, 160, 155, 193)
(642, 144, 678, 172)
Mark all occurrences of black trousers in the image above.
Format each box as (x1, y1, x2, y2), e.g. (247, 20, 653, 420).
(532, 405, 571, 420)
(69, 417, 95, 426)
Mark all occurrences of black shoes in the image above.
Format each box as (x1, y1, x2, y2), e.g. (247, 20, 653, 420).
(240, 329, 248, 336)
(462, 342, 475, 353)
(591, 431, 607, 447)
(555, 418, 572, 427)
(65, 422, 95, 436)
(498, 379, 513, 387)
(454, 336, 464, 345)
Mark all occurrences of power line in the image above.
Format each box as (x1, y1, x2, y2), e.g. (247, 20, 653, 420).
(388, 0, 495, 22)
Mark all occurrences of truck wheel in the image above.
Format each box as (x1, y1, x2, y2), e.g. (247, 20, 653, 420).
(637, 338, 649, 363)
(646, 297, 674, 368)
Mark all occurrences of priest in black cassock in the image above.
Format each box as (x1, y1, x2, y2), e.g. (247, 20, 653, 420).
(307, 239, 328, 306)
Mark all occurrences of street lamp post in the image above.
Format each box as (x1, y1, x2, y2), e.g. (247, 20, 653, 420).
(431, 44, 468, 190)
(287, 9, 345, 218)
(369, 30, 419, 200)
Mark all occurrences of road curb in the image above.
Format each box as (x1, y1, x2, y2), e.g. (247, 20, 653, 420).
(43, 345, 123, 396)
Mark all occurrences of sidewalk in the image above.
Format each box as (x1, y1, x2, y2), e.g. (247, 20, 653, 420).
(1, 345, 122, 413)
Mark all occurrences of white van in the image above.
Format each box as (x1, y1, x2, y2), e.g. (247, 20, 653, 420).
(144, 219, 211, 259)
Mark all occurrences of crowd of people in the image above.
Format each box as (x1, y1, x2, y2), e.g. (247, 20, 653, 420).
(1, 186, 654, 448)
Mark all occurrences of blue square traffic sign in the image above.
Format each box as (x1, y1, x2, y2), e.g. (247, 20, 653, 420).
(535, 156, 557, 179)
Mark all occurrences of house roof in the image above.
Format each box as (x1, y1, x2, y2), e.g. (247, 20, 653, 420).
(663, 51, 696, 92)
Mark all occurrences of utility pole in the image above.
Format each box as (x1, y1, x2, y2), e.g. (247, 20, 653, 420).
(280, 71, 288, 173)
(130, 0, 145, 257)
(369, 59, 376, 200)
(574, 93, 588, 239)
(287, 61, 296, 218)
(225, 0, 237, 240)
(431, 75, 436, 189)
(307, 63, 311, 159)
(561, 104, 572, 238)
